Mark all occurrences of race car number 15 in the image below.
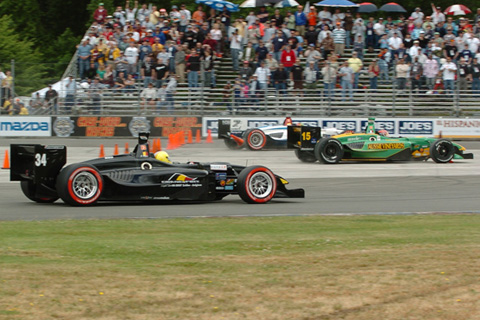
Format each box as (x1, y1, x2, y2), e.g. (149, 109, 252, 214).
(302, 132, 311, 141)
(35, 153, 47, 167)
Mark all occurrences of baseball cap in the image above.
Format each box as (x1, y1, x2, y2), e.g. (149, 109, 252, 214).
(309, 43, 315, 47)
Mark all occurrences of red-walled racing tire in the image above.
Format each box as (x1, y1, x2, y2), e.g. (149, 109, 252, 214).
(56, 164, 103, 206)
(237, 166, 277, 204)
(246, 129, 267, 151)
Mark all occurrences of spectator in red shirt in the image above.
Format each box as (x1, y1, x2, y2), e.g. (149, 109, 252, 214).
(280, 45, 296, 75)
(93, 3, 108, 24)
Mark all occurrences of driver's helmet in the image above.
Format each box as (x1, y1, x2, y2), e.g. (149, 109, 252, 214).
(378, 129, 389, 137)
(155, 151, 172, 163)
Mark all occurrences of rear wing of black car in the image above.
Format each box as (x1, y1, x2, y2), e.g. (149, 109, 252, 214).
(10, 144, 67, 185)
(287, 126, 321, 151)
(217, 119, 231, 139)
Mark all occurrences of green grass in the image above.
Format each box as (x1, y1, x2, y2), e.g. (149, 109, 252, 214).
(1, 215, 480, 319)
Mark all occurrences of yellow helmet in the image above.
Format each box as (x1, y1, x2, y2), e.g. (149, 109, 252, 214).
(155, 151, 171, 163)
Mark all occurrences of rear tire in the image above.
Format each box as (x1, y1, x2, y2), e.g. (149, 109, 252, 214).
(295, 149, 317, 163)
(237, 166, 277, 204)
(56, 164, 103, 206)
(20, 181, 58, 203)
(430, 139, 455, 163)
(246, 129, 267, 151)
(314, 138, 344, 164)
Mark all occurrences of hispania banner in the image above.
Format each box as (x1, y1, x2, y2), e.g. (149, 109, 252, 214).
(0, 116, 51, 137)
(52, 116, 202, 138)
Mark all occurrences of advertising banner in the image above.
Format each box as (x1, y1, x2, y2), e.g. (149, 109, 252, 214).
(52, 116, 202, 137)
(0, 116, 51, 137)
(203, 117, 480, 138)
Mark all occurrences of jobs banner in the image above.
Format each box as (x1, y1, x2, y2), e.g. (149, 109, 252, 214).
(52, 116, 202, 137)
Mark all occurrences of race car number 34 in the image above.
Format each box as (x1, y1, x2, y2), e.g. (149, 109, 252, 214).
(35, 153, 47, 166)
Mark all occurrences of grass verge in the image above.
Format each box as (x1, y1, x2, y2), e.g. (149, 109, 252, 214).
(1, 215, 480, 319)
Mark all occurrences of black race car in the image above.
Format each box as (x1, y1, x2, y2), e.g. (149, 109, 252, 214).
(10, 133, 304, 206)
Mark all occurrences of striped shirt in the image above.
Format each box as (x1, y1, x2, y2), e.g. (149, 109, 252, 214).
(332, 28, 346, 44)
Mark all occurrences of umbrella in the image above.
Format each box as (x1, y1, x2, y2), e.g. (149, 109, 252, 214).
(379, 2, 406, 13)
(196, 0, 240, 11)
(444, 4, 471, 15)
(239, 0, 282, 8)
(357, 2, 378, 13)
(274, 0, 300, 8)
(314, 0, 358, 7)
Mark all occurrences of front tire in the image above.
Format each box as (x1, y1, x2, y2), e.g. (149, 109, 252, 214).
(20, 181, 58, 203)
(237, 166, 277, 204)
(245, 129, 267, 151)
(314, 138, 344, 164)
(430, 139, 455, 163)
(295, 149, 317, 163)
(56, 164, 104, 206)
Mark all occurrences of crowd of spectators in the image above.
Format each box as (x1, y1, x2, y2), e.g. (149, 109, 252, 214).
(77, 1, 480, 109)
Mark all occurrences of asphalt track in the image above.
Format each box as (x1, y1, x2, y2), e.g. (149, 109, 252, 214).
(1, 138, 479, 221)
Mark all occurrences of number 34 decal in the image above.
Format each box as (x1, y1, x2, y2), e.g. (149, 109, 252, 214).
(35, 153, 47, 166)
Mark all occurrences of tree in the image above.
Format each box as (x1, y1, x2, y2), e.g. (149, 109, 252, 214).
(0, 16, 47, 96)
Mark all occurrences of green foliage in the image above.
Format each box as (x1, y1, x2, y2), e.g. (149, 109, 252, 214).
(0, 16, 47, 95)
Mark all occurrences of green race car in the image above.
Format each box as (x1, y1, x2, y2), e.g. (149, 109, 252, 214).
(287, 118, 474, 164)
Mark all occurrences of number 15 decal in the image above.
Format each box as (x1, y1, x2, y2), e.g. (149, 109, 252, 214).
(35, 153, 47, 166)
(302, 132, 311, 141)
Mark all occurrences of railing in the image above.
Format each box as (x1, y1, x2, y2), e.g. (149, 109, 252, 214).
(26, 85, 480, 118)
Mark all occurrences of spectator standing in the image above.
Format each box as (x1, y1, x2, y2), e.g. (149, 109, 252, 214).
(395, 58, 409, 94)
(332, 22, 346, 56)
(272, 30, 288, 62)
(305, 25, 318, 47)
(353, 34, 365, 61)
(89, 77, 102, 114)
(373, 18, 385, 48)
(307, 7, 317, 27)
(368, 59, 380, 92)
(64, 76, 76, 113)
(186, 50, 201, 88)
(423, 53, 439, 91)
(304, 61, 318, 91)
(338, 61, 354, 101)
(273, 64, 288, 95)
(137, 3, 151, 22)
(410, 56, 423, 95)
(256, 41, 269, 64)
(304, 44, 322, 70)
(431, 4, 445, 25)
(280, 45, 296, 75)
(77, 39, 92, 79)
(440, 57, 457, 97)
(344, 11, 354, 48)
(294, 6, 307, 36)
(44, 85, 58, 114)
(174, 45, 186, 83)
(202, 50, 214, 87)
(254, 61, 271, 90)
(291, 60, 304, 96)
(239, 61, 253, 82)
(230, 29, 243, 71)
(458, 58, 471, 95)
(154, 58, 169, 88)
(93, 3, 108, 24)
(347, 51, 363, 89)
(410, 7, 424, 26)
(124, 43, 139, 75)
(321, 60, 337, 99)
(140, 82, 157, 112)
(320, 32, 334, 60)
(193, 5, 206, 25)
(318, 7, 332, 23)
(471, 57, 480, 97)
(124, 74, 136, 95)
(114, 52, 129, 78)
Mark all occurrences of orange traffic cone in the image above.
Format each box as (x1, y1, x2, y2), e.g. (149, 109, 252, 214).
(113, 144, 119, 155)
(187, 130, 193, 144)
(151, 139, 158, 153)
(180, 131, 185, 146)
(99, 144, 105, 158)
(206, 129, 213, 143)
(2, 150, 10, 169)
(124, 142, 129, 154)
(166, 134, 174, 150)
(195, 129, 201, 143)
(157, 138, 162, 151)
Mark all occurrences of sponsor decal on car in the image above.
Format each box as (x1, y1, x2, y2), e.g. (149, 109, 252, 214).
(168, 173, 197, 181)
(210, 164, 227, 171)
(367, 143, 405, 150)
